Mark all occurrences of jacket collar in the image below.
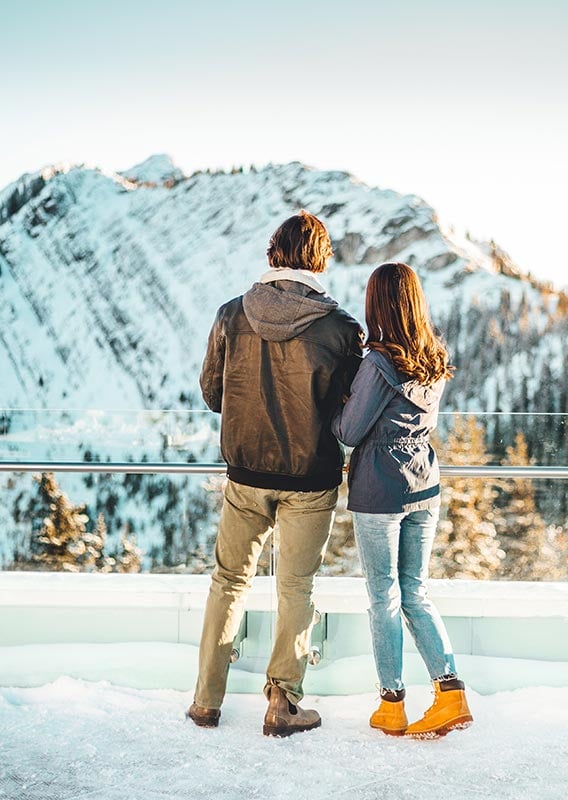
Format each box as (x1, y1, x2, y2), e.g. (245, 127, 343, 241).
(259, 267, 327, 295)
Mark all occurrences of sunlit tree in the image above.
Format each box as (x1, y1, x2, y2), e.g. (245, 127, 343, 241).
(431, 416, 504, 579)
(32, 473, 114, 572)
(494, 432, 561, 580)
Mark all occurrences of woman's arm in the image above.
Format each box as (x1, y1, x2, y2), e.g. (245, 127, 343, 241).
(331, 356, 396, 446)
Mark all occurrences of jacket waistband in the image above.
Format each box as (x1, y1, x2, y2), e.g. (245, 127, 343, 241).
(376, 436, 430, 446)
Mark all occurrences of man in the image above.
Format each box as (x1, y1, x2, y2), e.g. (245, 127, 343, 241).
(187, 210, 362, 736)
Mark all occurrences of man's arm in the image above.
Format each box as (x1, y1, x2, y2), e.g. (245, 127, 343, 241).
(332, 357, 396, 447)
(342, 324, 365, 393)
(199, 309, 225, 413)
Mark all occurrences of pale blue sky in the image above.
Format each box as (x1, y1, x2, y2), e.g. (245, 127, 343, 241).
(1, 0, 567, 284)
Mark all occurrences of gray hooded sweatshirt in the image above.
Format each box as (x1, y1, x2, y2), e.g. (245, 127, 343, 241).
(242, 279, 338, 340)
(332, 349, 444, 513)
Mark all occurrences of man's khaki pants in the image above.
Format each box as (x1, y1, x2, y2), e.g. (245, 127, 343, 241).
(194, 479, 338, 708)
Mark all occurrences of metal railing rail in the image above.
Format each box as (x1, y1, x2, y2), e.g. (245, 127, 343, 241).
(0, 462, 567, 478)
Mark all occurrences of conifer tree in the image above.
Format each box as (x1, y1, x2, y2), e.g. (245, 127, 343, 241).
(431, 416, 504, 579)
(32, 473, 114, 572)
(494, 432, 560, 580)
(115, 525, 143, 573)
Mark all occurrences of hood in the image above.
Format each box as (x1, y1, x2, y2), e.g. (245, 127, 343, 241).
(242, 280, 338, 342)
(367, 350, 445, 412)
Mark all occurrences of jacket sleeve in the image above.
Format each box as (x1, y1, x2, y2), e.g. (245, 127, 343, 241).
(340, 320, 365, 395)
(341, 324, 365, 394)
(199, 309, 225, 413)
(331, 356, 396, 447)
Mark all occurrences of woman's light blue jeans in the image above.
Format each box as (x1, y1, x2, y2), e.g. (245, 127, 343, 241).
(353, 508, 457, 692)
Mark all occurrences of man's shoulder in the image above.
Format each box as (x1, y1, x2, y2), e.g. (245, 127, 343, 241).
(215, 295, 245, 323)
(324, 305, 362, 335)
(329, 305, 360, 325)
(218, 295, 243, 313)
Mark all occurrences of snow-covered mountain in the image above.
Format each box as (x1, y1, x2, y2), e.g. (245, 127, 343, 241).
(1, 156, 567, 570)
(1, 156, 566, 415)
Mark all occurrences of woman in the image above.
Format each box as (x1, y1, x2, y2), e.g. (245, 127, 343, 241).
(332, 262, 473, 738)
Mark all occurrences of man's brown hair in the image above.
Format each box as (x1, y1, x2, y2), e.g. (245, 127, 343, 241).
(365, 262, 454, 385)
(267, 210, 333, 273)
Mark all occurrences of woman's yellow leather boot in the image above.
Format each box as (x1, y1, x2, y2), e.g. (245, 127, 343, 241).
(405, 678, 473, 738)
(369, 689, 408, 736)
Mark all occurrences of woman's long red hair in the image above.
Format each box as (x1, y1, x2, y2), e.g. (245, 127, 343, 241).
(365, 262, 454, 385)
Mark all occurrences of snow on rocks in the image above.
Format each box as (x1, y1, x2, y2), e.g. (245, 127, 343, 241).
(0, 158, 560, 412)
(117, 154, 186, 186)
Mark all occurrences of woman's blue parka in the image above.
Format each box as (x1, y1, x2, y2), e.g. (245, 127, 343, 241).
(332, 349, 444, 513)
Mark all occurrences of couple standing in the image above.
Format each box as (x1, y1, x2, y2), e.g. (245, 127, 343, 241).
(187, 211, 473, 739)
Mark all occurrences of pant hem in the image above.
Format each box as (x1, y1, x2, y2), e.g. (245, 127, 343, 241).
(264, 678, 302, 705)
(433, 672, 458, 682)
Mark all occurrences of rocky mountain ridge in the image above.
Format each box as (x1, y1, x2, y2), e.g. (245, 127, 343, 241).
(0, 156, 566, 417)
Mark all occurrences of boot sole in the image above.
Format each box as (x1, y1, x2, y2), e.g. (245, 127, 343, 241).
(405, 715, 473, 739)
(263, 718, 322, 738)
(370, 726, 407, 736)
(185, 711, 221, 728)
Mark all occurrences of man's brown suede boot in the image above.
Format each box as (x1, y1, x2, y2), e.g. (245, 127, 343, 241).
(263, 685, 321, 737)
(186, 703, 221, 728)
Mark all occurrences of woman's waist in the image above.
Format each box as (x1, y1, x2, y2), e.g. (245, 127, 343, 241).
(366, 434, 432, 448)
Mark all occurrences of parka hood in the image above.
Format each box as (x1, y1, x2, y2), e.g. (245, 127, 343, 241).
(242, 280, 338, 342)
(367, 350, 445, 412)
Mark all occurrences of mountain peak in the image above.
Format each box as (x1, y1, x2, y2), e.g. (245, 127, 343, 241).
(118, 154, 184, 186)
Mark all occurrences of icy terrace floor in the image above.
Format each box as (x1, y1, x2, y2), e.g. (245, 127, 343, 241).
(1, 680, 567, 800)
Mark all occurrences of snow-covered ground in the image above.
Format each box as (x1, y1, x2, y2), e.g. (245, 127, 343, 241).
(1, 678, 567, 800)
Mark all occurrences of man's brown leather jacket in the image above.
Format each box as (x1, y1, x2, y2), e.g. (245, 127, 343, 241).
(200, 278, 362, 491)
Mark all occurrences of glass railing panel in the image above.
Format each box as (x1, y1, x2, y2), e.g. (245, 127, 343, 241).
(432, 477, 568, 581)
(1, 410, 567, 581)
(2, 410, 566, 469)
(0, 470, 225, 573)
(436, 412, 568, 467)
(0, 401, 275, 585)
(0, 408, 221, 464)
